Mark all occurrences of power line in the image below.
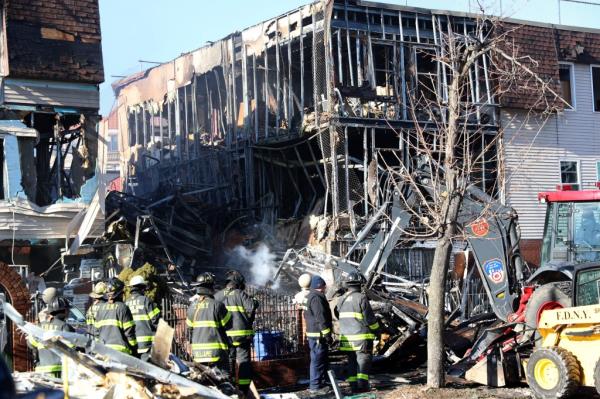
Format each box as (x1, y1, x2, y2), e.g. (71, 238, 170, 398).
(561, 0, 600, 5)
(558, 0, 600, 24)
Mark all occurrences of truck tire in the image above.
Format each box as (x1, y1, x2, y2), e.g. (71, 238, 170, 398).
(524, 283, 572, 345)
(526, 347, 581, 399)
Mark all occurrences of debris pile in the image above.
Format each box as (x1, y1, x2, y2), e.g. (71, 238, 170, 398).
(4, 301, 237, 398)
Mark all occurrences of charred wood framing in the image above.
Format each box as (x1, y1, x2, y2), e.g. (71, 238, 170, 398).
(113, 0, 506, 243)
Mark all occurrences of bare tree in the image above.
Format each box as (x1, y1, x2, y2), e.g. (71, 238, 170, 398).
(377, 11, 567, 388)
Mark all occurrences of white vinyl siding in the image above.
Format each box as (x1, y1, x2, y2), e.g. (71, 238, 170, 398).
(503, 63, 600, 240)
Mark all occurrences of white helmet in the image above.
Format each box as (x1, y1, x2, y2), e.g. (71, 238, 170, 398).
(298, 273, 311, 289)
(129, 275, 147, 287)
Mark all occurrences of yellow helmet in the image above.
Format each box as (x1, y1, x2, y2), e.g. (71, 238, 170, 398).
(89, 281, 107, 299)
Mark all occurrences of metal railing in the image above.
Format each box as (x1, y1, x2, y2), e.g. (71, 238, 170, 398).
(161, 286, 304, 362)
(246, 285, 303, 361)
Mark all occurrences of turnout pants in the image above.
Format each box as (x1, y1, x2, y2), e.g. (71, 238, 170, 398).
(346, 341, 373, 392)
(200, 350, 231, 379)
(308, 338, 329, 390)
(230, 340, 252, 391)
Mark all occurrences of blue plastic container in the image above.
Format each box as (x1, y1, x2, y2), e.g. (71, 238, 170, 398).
(253, 331, 284, 360)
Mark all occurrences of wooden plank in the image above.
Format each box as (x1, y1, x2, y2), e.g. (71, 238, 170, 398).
(150, 318, 174, 368)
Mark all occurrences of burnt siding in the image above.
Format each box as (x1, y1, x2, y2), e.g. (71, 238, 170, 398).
(503, 63, 600, 240)
(5, 0, 104, 83)
(556, 28, 600, 64)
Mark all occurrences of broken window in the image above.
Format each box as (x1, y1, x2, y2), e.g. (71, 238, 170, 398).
(135, 108, 144, 146)
(592, 66, 600, 112)
(372, 44, 395, 98)
(558, 63, 574, 109)
(415, 47, 438, 101)
(128, 112, 136, 147)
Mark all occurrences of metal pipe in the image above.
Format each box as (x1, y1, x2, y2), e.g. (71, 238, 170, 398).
(300, 14, 305, 125)
(253, 54, 259, 142)
(276, 18, 281, 136)
(264, 41, 270, 138)
(288, 14, 293, 126)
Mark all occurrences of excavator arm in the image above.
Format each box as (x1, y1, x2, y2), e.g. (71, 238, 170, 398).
(346, 161, 527, 322)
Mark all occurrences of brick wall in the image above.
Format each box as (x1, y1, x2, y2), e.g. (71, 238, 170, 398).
(5, 0, 104, 83)
(0, 262, 30, 371)
(520, 239, 542, 269)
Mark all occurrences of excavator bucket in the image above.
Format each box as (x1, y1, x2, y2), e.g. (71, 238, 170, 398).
(465, 349, 520, 387)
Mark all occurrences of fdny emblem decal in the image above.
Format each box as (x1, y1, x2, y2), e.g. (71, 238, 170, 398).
(470, 218, 490, 237)
(483, 259, 504, 284)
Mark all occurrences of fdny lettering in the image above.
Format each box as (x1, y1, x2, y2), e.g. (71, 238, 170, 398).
(556, 309, 591, 321)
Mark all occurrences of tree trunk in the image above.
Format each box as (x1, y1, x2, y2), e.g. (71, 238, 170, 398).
(426, 191, 462, 388)
(426, 231, 452, 388)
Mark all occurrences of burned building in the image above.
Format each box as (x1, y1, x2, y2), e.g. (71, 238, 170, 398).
(111, 0, 600, 273)
(112, 1, 500, 264)
(0, 0, 104, 371)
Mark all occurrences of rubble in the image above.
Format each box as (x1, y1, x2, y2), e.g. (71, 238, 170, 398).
(5, 0, 600, 397)
(3, 300, 236, 398)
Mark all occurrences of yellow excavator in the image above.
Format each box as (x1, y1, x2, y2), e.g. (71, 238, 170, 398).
(526, 263, 600, 398)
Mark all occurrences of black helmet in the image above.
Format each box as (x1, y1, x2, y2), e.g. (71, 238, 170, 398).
(46, 296, 70, 315)
(106, 277, 125, 299)
(225, 270, 245, 286)
(345, 271, 364, 287)
(195, 272, 215, 288)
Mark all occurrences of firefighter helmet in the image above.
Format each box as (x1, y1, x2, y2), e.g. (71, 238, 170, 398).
(46, 296, 70, 315)
(129, 275, 147, 287)
(345, 271, 364, 287)
(225, 270, 245, 285)
(89, 281, 107, 299)
(106, 277, 125, 299)
(195, 272, 215, 288)
(41, 287, 58, 305)
(298, 273, 311, 289)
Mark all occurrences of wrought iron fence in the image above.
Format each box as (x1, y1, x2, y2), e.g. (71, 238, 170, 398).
(160, 293, 192, 361)
(161, 285, 304, 362)
(21, 284, 303, 370)
(246, 285, 303, 361)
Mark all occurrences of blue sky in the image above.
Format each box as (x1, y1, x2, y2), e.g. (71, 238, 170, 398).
(98, 0, 600, 116)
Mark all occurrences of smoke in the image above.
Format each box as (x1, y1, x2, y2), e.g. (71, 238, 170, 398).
(231, 243, 279, 288)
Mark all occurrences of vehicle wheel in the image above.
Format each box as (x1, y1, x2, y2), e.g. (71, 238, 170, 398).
(594, 357, 600, 395)
(524, 283, 572, 345)
(526, 347, 581, 399)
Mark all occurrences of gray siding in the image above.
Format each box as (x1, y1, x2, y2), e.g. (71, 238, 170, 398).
(2, 78, 99, 109)
(503, 63, 600, 239)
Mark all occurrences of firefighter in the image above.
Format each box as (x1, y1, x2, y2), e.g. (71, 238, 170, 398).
(293, 273, 312, 311)
(186, 272, 232, 373)
(304, 275, 333, 395)
(86, 281, 107, 339)
(94, 277, 138, 356)
(126, 275, 161, 360)
(28, 296, 74, 377)
(37, 287, 58, 323)
(215, 270, 258, 393)
(334, 271, 379, 393)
